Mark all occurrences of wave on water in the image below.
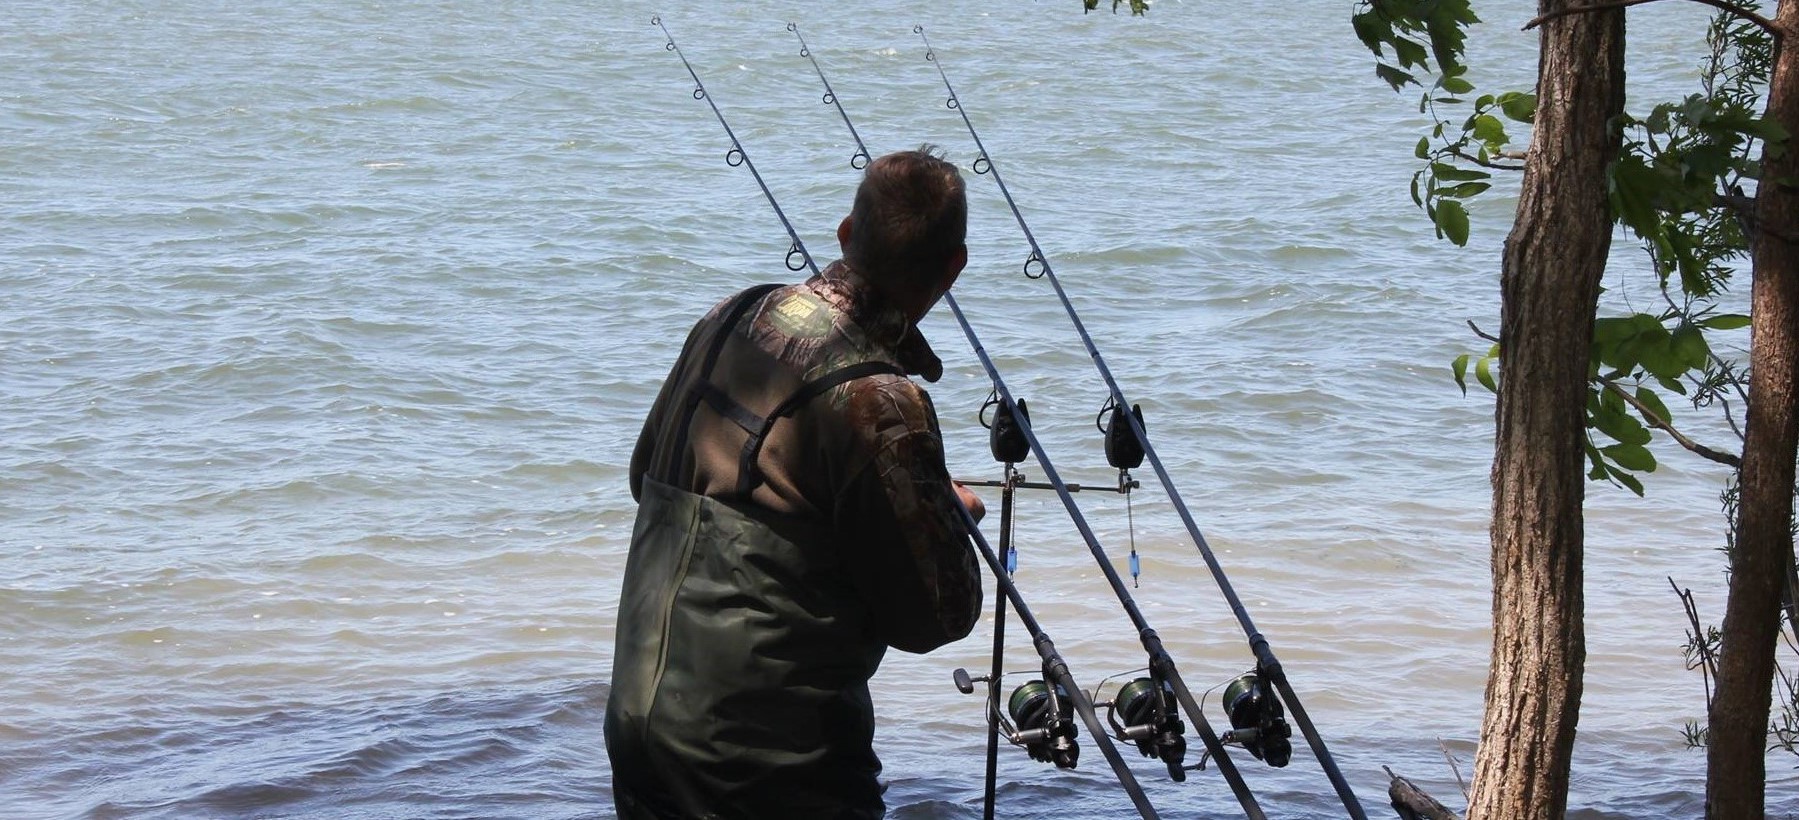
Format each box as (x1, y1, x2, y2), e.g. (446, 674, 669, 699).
(4, 682, 612, 820)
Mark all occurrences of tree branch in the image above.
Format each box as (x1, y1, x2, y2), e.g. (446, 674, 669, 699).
(1523, 0, 1782, 43)
(1671, 577, 1718, 710)
(1598, 376, 1743, 467)
(1438, 738, 1470, 800)
(1467, 319, 1500, 344)
(1448, 148, 1526, 172)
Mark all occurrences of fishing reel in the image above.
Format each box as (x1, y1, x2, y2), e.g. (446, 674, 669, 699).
(953, 668, 1080, 769)
(1219, 671, 1292, 767)
(1103, 676, 1188, 781)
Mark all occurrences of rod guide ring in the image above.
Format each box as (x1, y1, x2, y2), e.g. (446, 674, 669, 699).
(1025, 252, 1047, 279)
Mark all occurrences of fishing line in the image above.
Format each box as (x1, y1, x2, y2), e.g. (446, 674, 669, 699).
(652, 17, 1157, 819)
(913, 25, 1368, 819)
(784, 22, 1264, 818)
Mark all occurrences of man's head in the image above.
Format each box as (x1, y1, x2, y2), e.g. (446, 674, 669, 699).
(837, 146, 968, 321)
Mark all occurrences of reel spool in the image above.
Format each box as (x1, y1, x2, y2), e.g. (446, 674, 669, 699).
(1009, 679, 1081, 769)
(1108, 676, 1188, 781)
(1220, 671, 1292, 767)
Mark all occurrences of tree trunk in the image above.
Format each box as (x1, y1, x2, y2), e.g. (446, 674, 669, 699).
(1466, 3, 1625, 819)
(1706, 4, 1799, 817)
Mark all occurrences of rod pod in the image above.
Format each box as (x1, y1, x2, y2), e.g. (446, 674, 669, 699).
(786, 22, 1265, 817)
(913, 25, 1367, 819)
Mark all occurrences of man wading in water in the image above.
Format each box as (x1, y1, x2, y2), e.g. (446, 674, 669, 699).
(607, 147, 987, 819)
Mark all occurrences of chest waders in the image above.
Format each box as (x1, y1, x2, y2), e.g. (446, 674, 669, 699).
(607, 285, 907, 820)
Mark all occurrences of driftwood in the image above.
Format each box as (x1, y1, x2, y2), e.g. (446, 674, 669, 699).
(1385, 766, 1463, 820)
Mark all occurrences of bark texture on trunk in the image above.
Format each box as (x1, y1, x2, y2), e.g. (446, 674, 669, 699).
(1707, 4, 1799, 817)
(1466, 3, 1625, 818)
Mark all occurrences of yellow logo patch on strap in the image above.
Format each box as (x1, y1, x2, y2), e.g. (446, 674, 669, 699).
(767, 291, 833, 338)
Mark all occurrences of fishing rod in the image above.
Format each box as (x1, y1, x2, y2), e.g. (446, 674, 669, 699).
(652, 16, 812, 276)
(913, 25, 1368, 819)
(788, 23, 870, 171)
(784, 23, 1267, 819)
(650, 18, 1159, 819)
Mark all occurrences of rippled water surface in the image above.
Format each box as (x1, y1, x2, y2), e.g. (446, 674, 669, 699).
(3, 0, 1791, 817)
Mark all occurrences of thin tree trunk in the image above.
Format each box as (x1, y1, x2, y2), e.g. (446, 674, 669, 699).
(1707, 4, 1799, 816)
(1466, 2, 1625, 818)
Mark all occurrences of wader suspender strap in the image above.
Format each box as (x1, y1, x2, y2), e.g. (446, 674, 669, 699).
(669, 284, 782, 479)
(676, 284, 906, 496)
(721, 359, 902, 496)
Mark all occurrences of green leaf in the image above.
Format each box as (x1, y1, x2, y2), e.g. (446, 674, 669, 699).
(1609, 155, 1664, 238)
(1422, 0, 1478, 74)
(1444, 181, 1491, 199)
(1584, 440, 1608, 479)
(1701, 313, 1751, 330)
(1375, 63, 1416, 92)
(1599, 384, 1628, 414)
(1430, 162, 1492, 182)
(1351, 11, 1394, 54)
(1474, 351, 1497, 392)
(1415, 136, 1431, 159)
(1745, 116, 1791, 143)
(1634, 386, 1672, 424)
(1592, 316, 1637, 344)
(1497, 91, 1537, 123)
(1472, 114, 1508, 146)
(1591, 398, 1651, 446)
(1437, 198, 1472, 246)
(1392, 37, 1430, 69)
(1452, 353, 1472, 395)
(1442, 75, 1474, 94)
(1672, 324, 1711, 369)
(1626, 322, 1688, 381)
(1610, 465, 1646, 496)
(1638, 344, 1688, 381)
(1603, 442, 1658, 472)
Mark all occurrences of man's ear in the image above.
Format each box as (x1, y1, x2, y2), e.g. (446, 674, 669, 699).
(837, 215, 853, 253)
(942, 244, 968, 286)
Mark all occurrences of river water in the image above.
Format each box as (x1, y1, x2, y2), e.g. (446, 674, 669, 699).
(2, 0, 1789, 817)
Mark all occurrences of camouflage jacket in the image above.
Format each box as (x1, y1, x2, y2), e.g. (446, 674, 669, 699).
(628, 259, 981, 653)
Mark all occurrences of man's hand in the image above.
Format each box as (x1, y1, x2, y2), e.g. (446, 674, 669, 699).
(953, 481, 986, 524)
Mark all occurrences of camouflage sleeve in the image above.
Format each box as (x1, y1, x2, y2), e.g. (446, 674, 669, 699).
(834, 376, 983, 654)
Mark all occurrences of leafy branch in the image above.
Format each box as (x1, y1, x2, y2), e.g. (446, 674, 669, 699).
(1354, 0, 1534, 246)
